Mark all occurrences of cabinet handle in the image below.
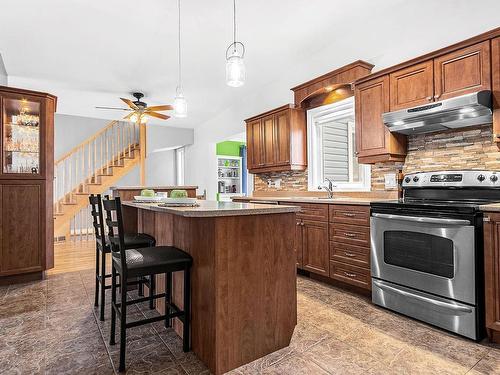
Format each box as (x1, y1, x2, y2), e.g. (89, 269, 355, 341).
(434, 94, 441, 100)
(426, 96, 433, 101)
(343, 213, 356, 217)
(344, 272, 357, 278)
(344, 233, 356, 238)
(344, 252, 356, 257)
(484, 217, 491, 222)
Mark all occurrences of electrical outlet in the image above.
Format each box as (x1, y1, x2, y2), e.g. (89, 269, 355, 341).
(274, 178, 282, 188)
(384, 173, 397, 190)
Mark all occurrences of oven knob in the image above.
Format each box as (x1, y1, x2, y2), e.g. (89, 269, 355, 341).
(413, 176, 420, 182)
(404, 177, 411, 183)
(491, 175, 498, 183)
(477, 174, 486, 182)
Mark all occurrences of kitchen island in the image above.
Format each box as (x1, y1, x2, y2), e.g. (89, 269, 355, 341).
(122, 200, 300, 375)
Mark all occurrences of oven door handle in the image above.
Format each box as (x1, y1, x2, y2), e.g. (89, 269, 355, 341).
(372, 213, 470, 226)
(373, 280, 473, 314)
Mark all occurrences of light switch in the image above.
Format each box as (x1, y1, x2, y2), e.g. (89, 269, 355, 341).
(384, 173, 397, 190)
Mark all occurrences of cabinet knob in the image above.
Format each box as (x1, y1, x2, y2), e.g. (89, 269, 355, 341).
(296, 222, 301, 226)
(434, 94, 441, 100)
(301, 222, 305, 226)
(426, 96, 433, 101)
(484, 217, 491, 222)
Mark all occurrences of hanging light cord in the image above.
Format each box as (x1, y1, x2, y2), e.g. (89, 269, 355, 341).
(233, 0, 236, 53)
(177, 0, 182, 90)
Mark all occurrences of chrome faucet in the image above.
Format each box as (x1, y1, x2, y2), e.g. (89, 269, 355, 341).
(318, 178, 336, 198)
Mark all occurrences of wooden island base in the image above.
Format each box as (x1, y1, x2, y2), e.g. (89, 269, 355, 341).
(125, 204, 297, 374)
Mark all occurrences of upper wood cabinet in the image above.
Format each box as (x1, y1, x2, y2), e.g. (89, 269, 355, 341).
(355, 75, 407, 164)
(492, 37, 500, 141)
(245, 104, 306, 174)
(434, 41, 491, 101)
(389, 60, 434, 111)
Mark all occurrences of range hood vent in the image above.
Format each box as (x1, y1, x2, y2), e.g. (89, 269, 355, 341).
(382, 91, 492, 135)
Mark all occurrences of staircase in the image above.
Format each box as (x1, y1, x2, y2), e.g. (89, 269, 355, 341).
(54, 120, 140, 240)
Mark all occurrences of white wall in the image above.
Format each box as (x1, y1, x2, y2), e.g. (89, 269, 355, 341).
(0, 53, 7, 85)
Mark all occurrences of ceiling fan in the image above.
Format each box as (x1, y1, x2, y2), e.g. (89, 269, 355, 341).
(96, 92, 173, 122)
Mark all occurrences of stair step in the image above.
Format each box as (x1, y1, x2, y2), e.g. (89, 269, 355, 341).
(62, 201, 78, 205)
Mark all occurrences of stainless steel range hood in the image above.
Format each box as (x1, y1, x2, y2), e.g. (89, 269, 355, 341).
(382, 90, 492, 135)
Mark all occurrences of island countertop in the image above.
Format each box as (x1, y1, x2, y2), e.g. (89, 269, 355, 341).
(122, 200, 301, 217)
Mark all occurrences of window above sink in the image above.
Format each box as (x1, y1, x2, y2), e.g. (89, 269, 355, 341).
(307, 96, 371, 192)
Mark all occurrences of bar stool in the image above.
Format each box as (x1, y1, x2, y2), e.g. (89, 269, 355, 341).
(89, 194, 157, 321)
(102, 196, 192, 372)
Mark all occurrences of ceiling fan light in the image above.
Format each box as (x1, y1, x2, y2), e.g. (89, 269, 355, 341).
(174, 91, 188, 118)
(226, 54, 245, 87)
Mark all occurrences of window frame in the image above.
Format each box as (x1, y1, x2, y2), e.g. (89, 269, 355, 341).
(307, 96, 371, 192)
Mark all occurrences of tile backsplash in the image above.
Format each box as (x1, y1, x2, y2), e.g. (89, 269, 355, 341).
(253, 124, 499, 193)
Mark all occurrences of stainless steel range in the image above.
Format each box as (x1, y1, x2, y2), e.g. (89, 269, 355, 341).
(371, 170, 500, 340)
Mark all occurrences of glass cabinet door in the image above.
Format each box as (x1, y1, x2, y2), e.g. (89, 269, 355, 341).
(2, 97, 41, 175)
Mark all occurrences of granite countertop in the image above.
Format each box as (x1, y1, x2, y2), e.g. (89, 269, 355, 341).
(231, 195, 393, 206)
(123, 200, 301, 217)
(110, 185, 198, 191)
(480, 203, 500, 212)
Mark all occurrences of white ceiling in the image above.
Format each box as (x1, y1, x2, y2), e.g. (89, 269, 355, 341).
(1, 0, 500, 128)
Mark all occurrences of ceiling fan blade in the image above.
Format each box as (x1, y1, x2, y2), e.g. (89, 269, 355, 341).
(145, 105, 174, 112)
(146, 112, 170, 120)
(120, 98, 139, 110)
(95, 106, 132, 111)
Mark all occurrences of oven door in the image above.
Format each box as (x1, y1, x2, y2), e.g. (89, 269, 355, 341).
(371, 213, 475, 304)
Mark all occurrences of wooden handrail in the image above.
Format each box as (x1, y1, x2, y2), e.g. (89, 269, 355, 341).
(55, 120, 119, 164)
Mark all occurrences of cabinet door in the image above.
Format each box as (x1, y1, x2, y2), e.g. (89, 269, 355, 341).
(434, 41, 491, 101)
(0, 182, 42, 275)
(484, 214, 500, 340)
(275, 110, 290, 166)
(389, 60, 434, 110)
(246, 120, 263, 169)
(355, 75, 390, 159)
(0, 93, 45, 178)
(262, 115, 275, 166)
(492, 37, 500, 142)
(302, 220, 329, 276)
(295, 219, 303, 269)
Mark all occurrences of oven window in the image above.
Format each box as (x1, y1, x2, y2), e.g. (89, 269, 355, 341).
(383, 231, 454, 278)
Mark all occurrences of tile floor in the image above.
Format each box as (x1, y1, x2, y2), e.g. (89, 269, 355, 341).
(1, 267, 500, 374)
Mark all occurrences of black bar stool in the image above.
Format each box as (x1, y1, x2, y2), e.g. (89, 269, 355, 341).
(102, 196, 192, 372)
(89, 194, 157, 321)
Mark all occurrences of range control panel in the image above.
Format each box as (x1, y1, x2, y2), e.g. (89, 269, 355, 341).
(403, 170, 500, 188)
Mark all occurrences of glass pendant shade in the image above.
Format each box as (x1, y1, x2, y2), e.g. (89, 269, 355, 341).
(174, 89, 188, 118)
(129, 113, 148, 124)
(226, 53, 245, 87)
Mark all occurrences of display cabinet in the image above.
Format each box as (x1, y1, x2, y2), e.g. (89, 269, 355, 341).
(0, 86, 56, 283)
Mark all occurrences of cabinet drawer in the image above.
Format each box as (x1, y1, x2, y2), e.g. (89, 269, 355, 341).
(329, 205, 370, 226)
(288, 203, 328, 222)
(330, 261, 371, 290)
(330, 241, 369, 268)
(330, 223, 370, 246)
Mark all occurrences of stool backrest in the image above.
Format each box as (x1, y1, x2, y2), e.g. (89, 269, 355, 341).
(89, 194, 106, 246)
(102, 196, 127, 271)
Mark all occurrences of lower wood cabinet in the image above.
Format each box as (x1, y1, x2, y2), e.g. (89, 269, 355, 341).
(301, 219, 329, 276)
(483, 212, 500, 343)
(0, 181, 44, 276)
(295, 218, 303, 268)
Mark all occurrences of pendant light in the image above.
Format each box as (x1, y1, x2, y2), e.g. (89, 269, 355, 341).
(174, 0, 187, 117)
(225, 0, 245, 87)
